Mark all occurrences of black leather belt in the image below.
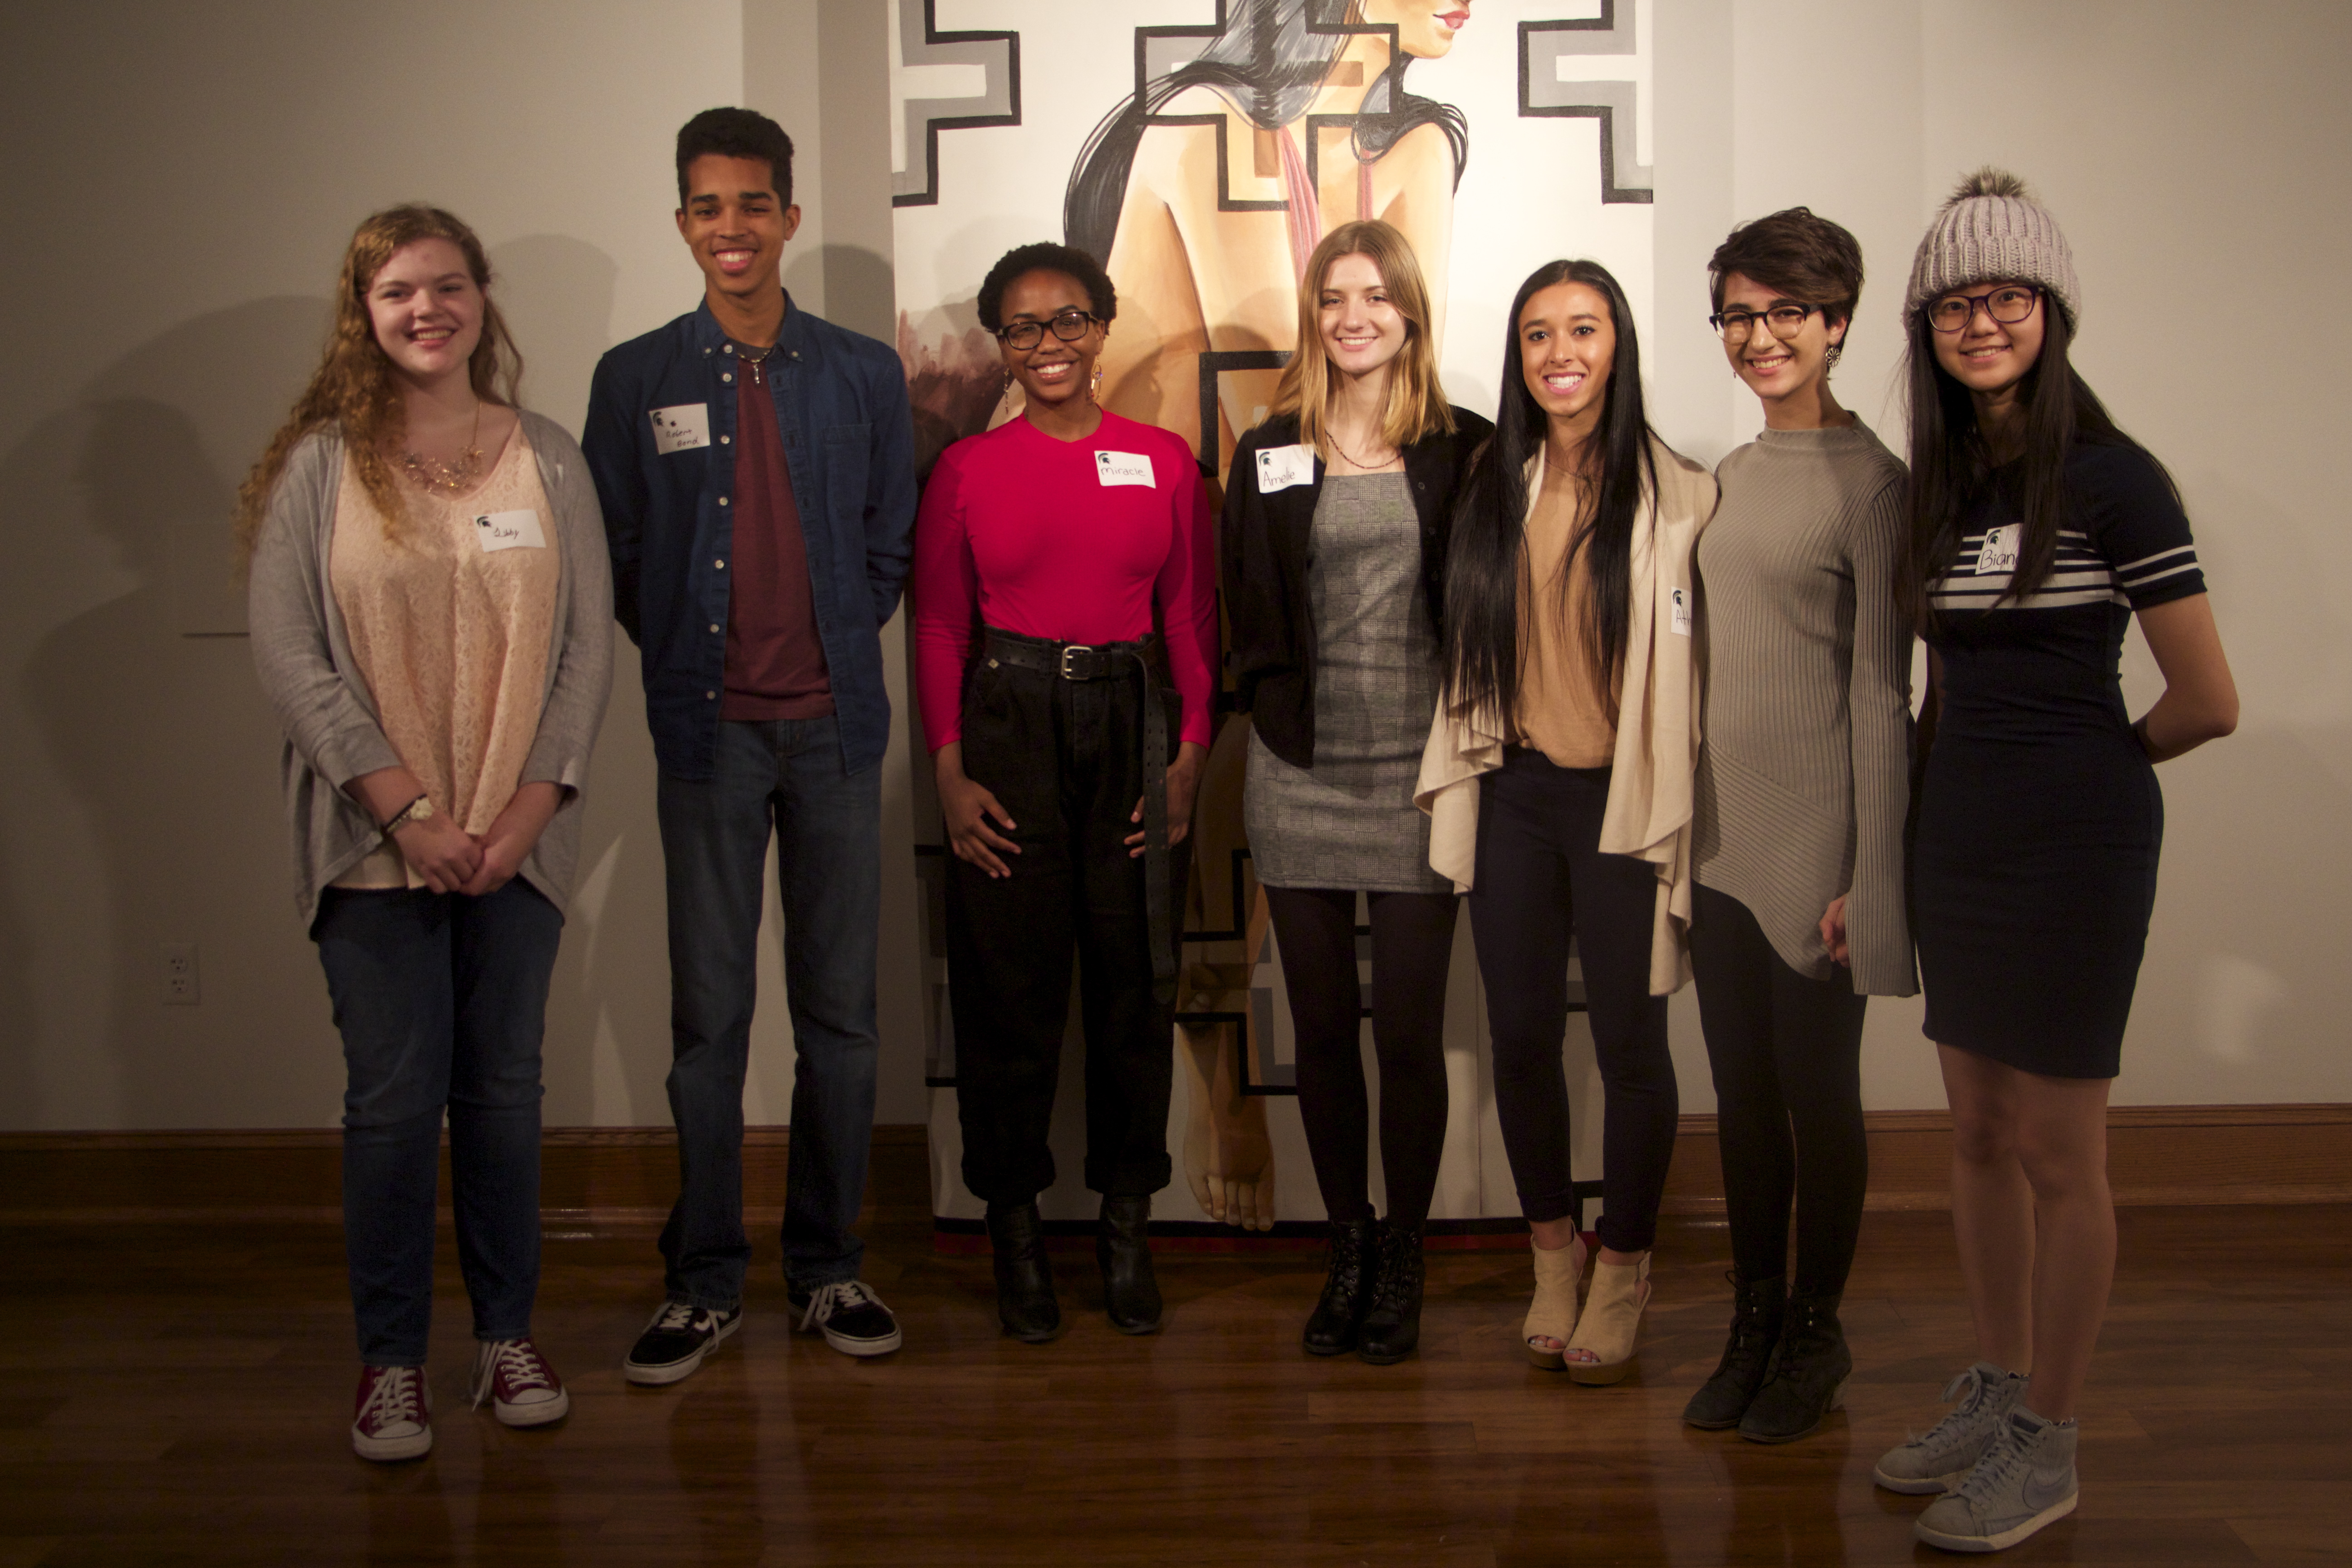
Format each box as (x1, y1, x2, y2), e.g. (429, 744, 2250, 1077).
(981, 627, 1175, 1005)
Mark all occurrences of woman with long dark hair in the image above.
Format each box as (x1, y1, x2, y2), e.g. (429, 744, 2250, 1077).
(1224, 220, 1490, 1363)
(242, 205, 612, 1460)
(1677, 208, 1915, 1445)
(1067, 0, 1470, 465)
(1417, 259, 1715, 1385)
(912, 242, 1218, 1344)
(1878, 172, 2236, 1554)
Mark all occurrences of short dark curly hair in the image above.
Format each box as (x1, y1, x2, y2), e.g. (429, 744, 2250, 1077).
(1708, 206, 1864, 328)
(976, 242, 1116, 333)
(676, 107, 794, 210)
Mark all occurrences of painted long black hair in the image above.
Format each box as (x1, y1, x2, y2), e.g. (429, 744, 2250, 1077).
(1444, 259, 1659, 722)
(1900, 290, 2170, 631)
(1064, 0, 1467, 264)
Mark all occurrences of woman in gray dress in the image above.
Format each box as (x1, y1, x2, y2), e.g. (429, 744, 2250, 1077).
(1222, 220, 1490, 1363)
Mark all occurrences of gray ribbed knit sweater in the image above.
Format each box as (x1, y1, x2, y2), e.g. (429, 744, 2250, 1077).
(1691, 422, 1917, 996)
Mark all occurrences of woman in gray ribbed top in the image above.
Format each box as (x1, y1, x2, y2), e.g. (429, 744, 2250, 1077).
(1681, 209, 1916, 1446)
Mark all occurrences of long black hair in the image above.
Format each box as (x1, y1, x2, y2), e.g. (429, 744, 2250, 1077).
(1900, 295, 2171, 630)
(1444, 259, 1659, 723)
(1064, 0, 1467, 265)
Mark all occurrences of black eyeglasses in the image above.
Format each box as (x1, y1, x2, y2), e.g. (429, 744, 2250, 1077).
(1709, 303, 1818, 344)
(1927, 284, 2040, 334)
(995, 309, 1101, 351)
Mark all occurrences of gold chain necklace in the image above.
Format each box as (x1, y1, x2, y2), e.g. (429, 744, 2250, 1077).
(1327, 425, 1398, 471)
(399, 400, 485, 495)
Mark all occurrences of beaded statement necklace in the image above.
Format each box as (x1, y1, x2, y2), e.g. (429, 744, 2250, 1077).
(398, 400, 485, 495)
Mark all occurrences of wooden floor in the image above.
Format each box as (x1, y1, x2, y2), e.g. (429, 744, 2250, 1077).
(3, 1202, 2347, 1566)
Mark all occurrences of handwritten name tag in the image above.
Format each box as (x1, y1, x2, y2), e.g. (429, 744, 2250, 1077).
(1095, 450, 1155, 488)
(1669, 586, 1693, 637)
(1974, 523, 2020, 576)
(1255, 443, 1315, 493)
(651, 403, 710, 456)
(474, 509, 547, 553)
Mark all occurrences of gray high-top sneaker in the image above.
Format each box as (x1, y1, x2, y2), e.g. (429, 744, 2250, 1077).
(1913, 1406, 2079, 1553)
(1873, 1362, 2027, 1493)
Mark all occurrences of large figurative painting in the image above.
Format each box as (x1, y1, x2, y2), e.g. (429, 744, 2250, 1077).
(895, 0, 1655, 1238)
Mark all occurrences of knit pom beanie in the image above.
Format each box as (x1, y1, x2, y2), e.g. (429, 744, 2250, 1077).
(1903, 168, 2080, 328)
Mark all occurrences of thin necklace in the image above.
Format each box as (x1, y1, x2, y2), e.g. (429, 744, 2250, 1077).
(737, 341, 779, 386)
(400, 400, 485, 495)
(1327, 425, 1397, 471)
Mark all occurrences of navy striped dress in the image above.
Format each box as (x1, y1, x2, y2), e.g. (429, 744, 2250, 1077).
(1914, 441, 2205, 1077)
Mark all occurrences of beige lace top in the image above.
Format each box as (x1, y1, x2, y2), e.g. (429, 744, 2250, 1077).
(329, 432, 561, 889)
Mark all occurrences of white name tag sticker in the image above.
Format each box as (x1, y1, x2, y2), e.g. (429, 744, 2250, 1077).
(650, 403, 710, 456)
(1255, 443, 1316, 493)
(1095, 450, 1155, 488)
(474, 509, 547, 553)
(1975, 523, 2020, 576)
(1669, 586, 1693, 637)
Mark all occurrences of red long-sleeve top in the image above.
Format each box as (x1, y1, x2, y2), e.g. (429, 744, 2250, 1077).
(912, 411, 1218, 754)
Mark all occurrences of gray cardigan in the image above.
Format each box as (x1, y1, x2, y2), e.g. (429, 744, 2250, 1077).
(247, 411, 614, 926)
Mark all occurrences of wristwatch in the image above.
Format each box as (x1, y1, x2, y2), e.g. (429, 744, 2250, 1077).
(382, 795, 436, 838)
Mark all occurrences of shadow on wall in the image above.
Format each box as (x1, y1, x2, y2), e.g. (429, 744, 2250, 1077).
(488, 234, 620, 436)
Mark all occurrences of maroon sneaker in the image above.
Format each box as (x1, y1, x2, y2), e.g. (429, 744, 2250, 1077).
(470, 1338, 570, 1428)
(352, 1364, 432, 1461)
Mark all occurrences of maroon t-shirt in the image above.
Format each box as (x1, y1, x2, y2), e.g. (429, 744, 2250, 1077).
(720, 345, 834, 720)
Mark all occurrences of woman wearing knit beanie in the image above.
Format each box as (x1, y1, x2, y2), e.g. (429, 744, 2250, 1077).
(1678, 207, 1916, 1447)
(1881, 170, 2239, 1553)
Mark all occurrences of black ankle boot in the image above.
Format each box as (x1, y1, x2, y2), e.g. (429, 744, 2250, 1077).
(1302, 1218, 1376, 1356)
(1683, 1272, 1786, 1429)
(985, 1201, 1061, 1343)
(1097, 1195, 1163, 1334)
(1738, 1286, 1852, 1443)
(1355, 1220, 1424, 1365)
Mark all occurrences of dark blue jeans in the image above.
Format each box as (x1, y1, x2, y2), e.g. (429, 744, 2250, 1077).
(656, 715, 880, 1307)
(313, 879, 563, 1367)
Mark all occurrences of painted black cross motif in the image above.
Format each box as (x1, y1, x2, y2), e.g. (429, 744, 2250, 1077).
(1520, 0, 1654, 203)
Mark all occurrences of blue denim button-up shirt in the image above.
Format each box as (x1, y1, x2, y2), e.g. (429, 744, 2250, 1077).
(583, 294, 916, 780)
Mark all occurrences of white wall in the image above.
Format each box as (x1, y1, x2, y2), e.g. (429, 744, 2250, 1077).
(2, 1, 2343, 1130)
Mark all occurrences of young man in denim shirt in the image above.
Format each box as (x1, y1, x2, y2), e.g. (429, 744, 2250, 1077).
(585, 107, 916, 1380)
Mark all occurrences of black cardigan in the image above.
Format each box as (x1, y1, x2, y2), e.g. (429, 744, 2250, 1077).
(1221, 407, 1494, 769)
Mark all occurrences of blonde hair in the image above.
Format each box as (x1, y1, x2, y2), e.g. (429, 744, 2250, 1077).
(234, 204, 523, 567)
(1268, 220, 1454, 459)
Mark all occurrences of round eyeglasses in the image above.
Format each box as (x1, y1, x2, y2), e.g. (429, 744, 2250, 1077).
(1709, 303, 1818, 344)
(996, 309, 1102, 351)
(1927, 284, 2040, 334)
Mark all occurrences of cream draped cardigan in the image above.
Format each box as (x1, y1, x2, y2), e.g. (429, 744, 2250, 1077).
(1413, 436, 1718, 995)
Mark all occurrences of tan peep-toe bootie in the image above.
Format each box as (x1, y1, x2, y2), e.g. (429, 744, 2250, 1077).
(1564, 1251, 1651, 1386)
(1522, 1233, 1589, 1370)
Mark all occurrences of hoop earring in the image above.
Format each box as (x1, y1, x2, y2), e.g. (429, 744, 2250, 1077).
(1824, 341, 1844, 374)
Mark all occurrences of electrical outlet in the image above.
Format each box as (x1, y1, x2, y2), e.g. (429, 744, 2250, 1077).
(161, 942, 200, 1005)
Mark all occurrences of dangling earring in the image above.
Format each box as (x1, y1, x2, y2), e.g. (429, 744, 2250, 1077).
(1090, 365, 1104, 402)
(1824, 341, 1844, 375)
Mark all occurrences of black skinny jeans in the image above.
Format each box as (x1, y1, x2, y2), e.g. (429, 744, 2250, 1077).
(1263, 886, 1459, 1228)
(1688, 881, 1869, 1296)
(1470, 749, 1678, 1253)
(946, 655, 1186, 1205)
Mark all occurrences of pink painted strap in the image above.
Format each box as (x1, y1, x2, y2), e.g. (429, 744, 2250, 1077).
(1276, 125, 1320, 285)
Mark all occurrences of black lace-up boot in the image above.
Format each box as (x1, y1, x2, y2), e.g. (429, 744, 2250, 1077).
(1739, 1286, 1852, 1443)
(985, 1201, 1061, 1343)
(1302, 1218, 1377, 1356)
(1355, 1220, 1425, 1365)
(1683, 1272, 1786, 1429)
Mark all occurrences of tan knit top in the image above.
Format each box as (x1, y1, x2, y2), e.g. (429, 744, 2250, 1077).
(329, 432, 560, 888)
(1691, 421, 1916, 995)
(1512, 479, 1619, 768)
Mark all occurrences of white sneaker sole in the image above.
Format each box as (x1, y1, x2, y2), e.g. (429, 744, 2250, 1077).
(622, 1313, 741, 1386)
(1873, 1461, 1972, 1495)
(353, 1422, 432, 1462)
(816, 1323, 902, 1357)
(493, 1387, 571, 1427)
(1914, 1491, 2077, 1553)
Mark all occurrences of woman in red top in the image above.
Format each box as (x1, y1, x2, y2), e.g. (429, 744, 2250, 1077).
(912, 242, 1218, 1343)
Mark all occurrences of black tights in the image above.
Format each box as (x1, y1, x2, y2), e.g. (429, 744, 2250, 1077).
(1263, 886, 1459, 1228)
(1689, 882, 1869, 1296)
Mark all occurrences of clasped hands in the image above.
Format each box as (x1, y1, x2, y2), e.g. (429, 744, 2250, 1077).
(350, 768, 563, 897)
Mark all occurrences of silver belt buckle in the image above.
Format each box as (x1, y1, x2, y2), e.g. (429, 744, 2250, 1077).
(1058, 643, 1096, 679)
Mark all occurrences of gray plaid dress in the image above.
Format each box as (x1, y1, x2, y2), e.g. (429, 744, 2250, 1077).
(1244, 473, 1450, 893)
